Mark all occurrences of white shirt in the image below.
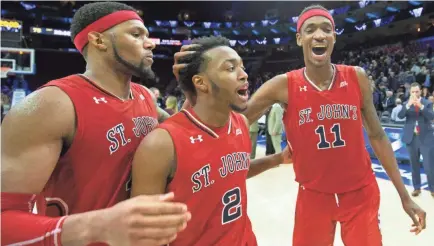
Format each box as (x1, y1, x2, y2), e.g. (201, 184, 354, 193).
(391, 104, 406, 122)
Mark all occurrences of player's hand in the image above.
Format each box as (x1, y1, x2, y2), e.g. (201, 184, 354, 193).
(96, 192, 191, 246)
(280, 146, 292, 164)
(173, 44, 199, 81)
(401, 198, 426, 235)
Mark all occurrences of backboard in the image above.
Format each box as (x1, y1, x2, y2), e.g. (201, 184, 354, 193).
(0, 47, 35, 75)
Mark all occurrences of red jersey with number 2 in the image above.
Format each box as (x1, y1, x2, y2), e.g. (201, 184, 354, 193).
(283, 65, 375, 194)
(159, 109, 257, 246)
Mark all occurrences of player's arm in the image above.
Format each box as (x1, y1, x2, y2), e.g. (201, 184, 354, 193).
(143, 86, 170, 122)
(356, 67, 426, 233)
(1, 88, 189, 246)
(242, 74, 288, 123)
(240, 115, 291, 179)
(1, 87, 98, 245)
(131, 128, 175, 196)
(356, 67, 410, 200)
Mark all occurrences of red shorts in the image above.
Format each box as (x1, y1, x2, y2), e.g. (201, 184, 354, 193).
(293, 180, 382, 246)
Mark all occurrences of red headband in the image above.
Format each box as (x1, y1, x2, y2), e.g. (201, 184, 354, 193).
(73, 10, 143, 53)
(297, 9, 335, 33)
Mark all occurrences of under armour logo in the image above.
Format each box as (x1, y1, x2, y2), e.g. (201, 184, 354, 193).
(299, 86, 307, 92)
(236, 129, 242, 135)
(93, 97, 107, 104)
(190, 135, 203, 144)
(339, 81, 348, 88)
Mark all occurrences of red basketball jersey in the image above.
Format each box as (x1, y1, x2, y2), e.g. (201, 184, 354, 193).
(37, 75, 158, 216)
(159, 109, 257, 246)
(283, 65, 374, 193)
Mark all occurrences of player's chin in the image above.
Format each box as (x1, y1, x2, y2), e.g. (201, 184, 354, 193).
(230, 103, 247, 113)
(230, 100, 248, 112)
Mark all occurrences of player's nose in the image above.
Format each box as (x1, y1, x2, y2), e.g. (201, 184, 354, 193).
(239, 69, 248, 82)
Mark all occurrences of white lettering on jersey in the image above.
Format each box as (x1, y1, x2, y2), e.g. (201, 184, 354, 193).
(339, 81, 348, 88)
(299, 86, 307, 92)
(298, 104, 358, 126)
(191, 164, 213, 193)
(107, 116, 158, 155)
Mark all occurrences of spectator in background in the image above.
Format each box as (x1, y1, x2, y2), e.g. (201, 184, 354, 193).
(411, 61, 421, 75)
(391, 98, 406, 124)
(267, 103, 284, 153)
(415, 66, 428, 85)
(149, 87, 165, 108)
(249, 120, 259, 159)
(383, 90, 395, 114)
(164, 95, 178, 115)
(398, 83, 434, 197)
(422, 87, 430, 99)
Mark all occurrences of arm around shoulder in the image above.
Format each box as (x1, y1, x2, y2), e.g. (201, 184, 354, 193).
(243, 73, 288, 123)
(131, 128, 175, 196)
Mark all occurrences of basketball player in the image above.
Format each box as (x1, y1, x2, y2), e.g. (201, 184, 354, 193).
(131, 36, 290, 246)
(173, 5, 426, 245)
(1, 2, 190, 245)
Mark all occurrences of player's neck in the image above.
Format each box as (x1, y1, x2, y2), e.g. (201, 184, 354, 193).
(83, 64, 132, 100)
(305, 63, 334, 88)
(192, 98, 230, 128)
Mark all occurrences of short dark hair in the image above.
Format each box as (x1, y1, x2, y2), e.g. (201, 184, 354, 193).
(177, 36, 231, 97)
(299, 4, 328, 17)
(70, 2, 136, 46)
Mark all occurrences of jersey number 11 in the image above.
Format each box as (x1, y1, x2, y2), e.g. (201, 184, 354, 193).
(315, 123, 346, 149)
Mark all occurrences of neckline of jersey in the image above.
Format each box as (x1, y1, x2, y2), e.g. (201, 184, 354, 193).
(181, 108, 232, 138)
(78, 74, 134, 102)
(302, 64, 337, 92)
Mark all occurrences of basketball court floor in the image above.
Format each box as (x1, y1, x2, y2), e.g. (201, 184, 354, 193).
(247, 145, 434, 246)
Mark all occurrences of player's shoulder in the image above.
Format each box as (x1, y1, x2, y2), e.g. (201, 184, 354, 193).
(231, 111, 249, 128)
(137, 127, 175, 154)
(334, 64, 358, 74)
(159, 111, 188, 129)
(3, 81, 75, 138)
(44, 74, 86, 88)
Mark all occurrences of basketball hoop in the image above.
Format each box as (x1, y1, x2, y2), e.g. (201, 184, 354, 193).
(1, 67, 12, 79)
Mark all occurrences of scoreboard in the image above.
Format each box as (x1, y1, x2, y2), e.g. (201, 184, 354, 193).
(0, 19, 23, 47)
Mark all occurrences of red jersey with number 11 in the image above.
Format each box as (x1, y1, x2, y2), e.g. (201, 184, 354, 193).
(160, 109, 257, 246)
(283, 65, 375, 194)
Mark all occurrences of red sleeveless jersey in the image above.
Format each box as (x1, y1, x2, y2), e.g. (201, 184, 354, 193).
(283, 65, 374, 193)
(37, 75, 158, 216)
(159, 109, 257, 246)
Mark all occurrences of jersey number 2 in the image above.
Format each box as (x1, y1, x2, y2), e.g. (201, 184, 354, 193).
(315, 123, 345, 149)
(222, 187, 242, 224)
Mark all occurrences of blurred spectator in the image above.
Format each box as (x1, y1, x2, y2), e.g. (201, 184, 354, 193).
(164, 96, 178, 115)
(382, 90, 395, 114)
(391, 98, 406, 124)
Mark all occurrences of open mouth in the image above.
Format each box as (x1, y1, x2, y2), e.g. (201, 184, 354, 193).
(312, 47, 327, 56)
(237, 88, 248, 97)
(236, 84, 249, 101)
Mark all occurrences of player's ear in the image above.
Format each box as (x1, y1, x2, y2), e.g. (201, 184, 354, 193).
(192, 75, 208, 93)
(296, 33, 302, 47)
(87, 32, 108, 52)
